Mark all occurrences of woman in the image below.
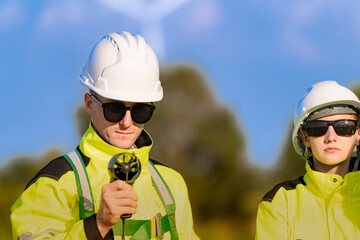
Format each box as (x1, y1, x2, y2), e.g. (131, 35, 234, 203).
(255, 80, 360, 239)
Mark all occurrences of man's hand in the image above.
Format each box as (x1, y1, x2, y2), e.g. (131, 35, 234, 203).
(96, 180, 138, 237)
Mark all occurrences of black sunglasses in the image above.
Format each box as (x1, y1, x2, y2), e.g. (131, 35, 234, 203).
(303, 119, 359, 137)
(91, 94, 156, 124)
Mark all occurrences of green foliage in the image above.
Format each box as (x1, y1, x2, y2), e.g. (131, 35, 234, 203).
(138, 64, 257, 237)
(270, 120, 306, 183)
(351, 84, 360, 99)
(146, 65, 248, 214)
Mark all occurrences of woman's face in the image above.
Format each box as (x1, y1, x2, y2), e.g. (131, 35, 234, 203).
(301, 114, 360, 172)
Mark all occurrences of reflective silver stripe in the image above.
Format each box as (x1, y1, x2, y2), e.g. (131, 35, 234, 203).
(18, 230, 59, 240)
(147, 161, 173, 205)
(67, 151, 94, 211)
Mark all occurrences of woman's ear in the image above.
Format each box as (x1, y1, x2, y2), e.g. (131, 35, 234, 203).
(84, 93, 94, 115)
(300, 130, 311, 147)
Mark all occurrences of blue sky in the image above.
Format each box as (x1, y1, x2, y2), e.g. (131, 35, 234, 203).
(1, 0, 360, 166)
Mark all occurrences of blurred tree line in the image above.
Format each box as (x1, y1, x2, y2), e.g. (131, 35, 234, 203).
(1, 64, 360, 239)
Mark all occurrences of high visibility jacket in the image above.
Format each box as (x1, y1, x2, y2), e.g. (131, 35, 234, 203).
(255, 159, 360, 240)
(11, 124, 200, 240)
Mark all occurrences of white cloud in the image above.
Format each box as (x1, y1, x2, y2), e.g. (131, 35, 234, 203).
(0, 2, 24, 31)
(97, 0, 192, 21)
(280, 0, 360, 62)
(189, 0, 222, 31)
(282, 27, 321, 62)
(37, 1, 86, 30)
(289, 1, 325, 25)
(280, 0, 327, 62)
(96, 0, 193, 59)
(353, 8, 360, 41)
(180, 0, 222, 35)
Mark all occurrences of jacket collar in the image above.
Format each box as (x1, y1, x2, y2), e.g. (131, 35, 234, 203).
(304, 160, 360, 198)
(79, 123, 153, 170)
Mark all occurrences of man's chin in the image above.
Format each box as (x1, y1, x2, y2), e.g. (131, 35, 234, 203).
(112, 140, 134, 149)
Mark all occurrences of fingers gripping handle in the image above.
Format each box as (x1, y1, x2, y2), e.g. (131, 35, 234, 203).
(108, 153, 141, 219)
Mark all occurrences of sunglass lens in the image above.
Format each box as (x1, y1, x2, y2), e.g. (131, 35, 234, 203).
(333, 120, 357, 136)
(104, 103, 126, 122)
(131, 104, 155, 124)
(305, 121, 328, 136)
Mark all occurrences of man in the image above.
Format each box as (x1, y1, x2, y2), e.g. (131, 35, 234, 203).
(11, 32, 200, 239)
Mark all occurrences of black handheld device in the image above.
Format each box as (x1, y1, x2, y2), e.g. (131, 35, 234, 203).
(108, 153, 141, 218)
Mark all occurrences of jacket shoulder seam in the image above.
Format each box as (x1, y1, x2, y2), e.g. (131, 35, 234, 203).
(25, 148, 90, 189)
(260, 176, 305, 203)
(25, 156, 72, 189)
(149, 158, 170, 168)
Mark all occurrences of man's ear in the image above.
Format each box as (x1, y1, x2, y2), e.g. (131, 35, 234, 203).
(299, 130, 311, 147)
(84, 93, 94, 115)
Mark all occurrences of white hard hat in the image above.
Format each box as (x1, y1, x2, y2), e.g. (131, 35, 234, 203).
(292, 80, 360, 157)
(79, 31, 163, 102)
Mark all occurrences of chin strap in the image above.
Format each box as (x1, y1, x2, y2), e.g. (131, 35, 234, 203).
(301, 146, 314, 168)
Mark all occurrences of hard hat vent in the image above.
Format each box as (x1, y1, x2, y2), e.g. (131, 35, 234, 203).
(102, 35, 120, 52)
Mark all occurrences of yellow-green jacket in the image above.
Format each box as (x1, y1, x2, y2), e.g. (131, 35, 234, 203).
(11, 124, 199, 240)
(255, 160, 360, 240)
